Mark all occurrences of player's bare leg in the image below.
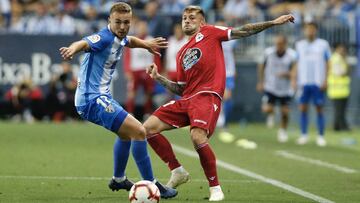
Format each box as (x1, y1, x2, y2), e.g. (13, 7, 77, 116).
(278, 105, 289, 143)
(262, 102, 275, 128)
(144, 115, 190, 188)
(315, 105, 326, 147)
(109, 114, 145, 191)
(190, 127, 224, 201)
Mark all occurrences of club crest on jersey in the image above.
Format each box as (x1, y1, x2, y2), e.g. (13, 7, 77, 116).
(87, 34, 101, 43)
(195, 33, 204, 42)
(182, 48, 202, 71)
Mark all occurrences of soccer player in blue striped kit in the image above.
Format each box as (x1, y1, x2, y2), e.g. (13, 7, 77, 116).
(59, 2, 177, 199)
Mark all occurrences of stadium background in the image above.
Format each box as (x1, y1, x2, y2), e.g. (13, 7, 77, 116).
(1, 0, 360, 125)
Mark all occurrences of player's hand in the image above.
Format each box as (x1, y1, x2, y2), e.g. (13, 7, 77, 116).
(272, 14, 295, 25)
(256, 83, 264, 92)
(320, 82, 327, 91)
(59, 47, 75, 60)
(146, 37, 168, 56)
(146, 63, 160, 80)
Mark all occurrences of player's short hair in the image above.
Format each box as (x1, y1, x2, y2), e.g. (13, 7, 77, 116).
(303, 22, 318, 29)
(110, 2, 132, 15)
(275, 34, 287, 43)
(183, 5, 205, 18)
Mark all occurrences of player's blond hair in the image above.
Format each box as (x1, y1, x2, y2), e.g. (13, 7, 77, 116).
(110, 2, 132, 15)
(183, 5, 205, 18)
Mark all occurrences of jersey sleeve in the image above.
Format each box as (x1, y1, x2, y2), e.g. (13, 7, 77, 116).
(210, 25, 232, 42)
(83, 31, 113, 52)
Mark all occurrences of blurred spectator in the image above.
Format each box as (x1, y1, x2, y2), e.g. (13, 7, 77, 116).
(75, 5, 106, 35)
(141, 1, 172, 37)
(8, 1, 27, 33)
(303, 0, 328, 22)
(0, 0, 10, 28)
(327, 44, 351, 131)
(164, 23, 187, 99)
(24, 1, 57, 34)
(46, 62, 77, 121)
(160, 0, 186, 15)
(223, 0, 250, 20)
(123, 20, 160, 119)
(2, 80, 44, 122)
(53, 7, 76, 35)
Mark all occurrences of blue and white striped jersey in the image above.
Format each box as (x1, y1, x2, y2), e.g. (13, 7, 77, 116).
(295, 38, 331, 87)
(75, 25, 129, 107)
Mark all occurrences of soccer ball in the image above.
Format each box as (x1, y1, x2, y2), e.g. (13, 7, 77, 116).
(128, 180, 160, 203)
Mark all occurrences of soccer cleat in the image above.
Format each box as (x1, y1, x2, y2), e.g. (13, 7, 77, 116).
(108, 177, 134, 191)
(296, 136, 308, 145)
(209, 185, 225, 201)
(316, 136, 327, 147)
(166, 167, 190, 188)
(155, 180, 178, 199)
(277, 129, 288, 143)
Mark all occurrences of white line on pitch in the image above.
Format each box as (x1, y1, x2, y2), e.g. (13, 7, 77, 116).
(172, 144, 335, 203)
(276, 150, 357, 174)
(0, 175, 258, 184)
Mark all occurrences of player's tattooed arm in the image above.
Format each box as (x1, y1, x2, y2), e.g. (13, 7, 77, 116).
(146, 63, 185, 95)
(231, 14, 295, 39)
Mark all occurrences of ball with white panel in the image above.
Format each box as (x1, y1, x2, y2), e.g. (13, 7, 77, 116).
(128, 180, 160, 203)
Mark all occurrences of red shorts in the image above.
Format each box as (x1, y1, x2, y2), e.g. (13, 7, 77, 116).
(153, 93, 222, 137)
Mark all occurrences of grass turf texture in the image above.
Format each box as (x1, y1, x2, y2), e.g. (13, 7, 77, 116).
(0, 122, 359, 202)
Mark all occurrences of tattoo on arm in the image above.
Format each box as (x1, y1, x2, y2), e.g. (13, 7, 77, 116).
(231, 21, 274, 38)
(156, 75, 185, 95)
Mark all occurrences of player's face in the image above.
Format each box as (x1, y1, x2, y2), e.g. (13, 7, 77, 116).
(275, 36, 287, 53)
(109, 12, 132, 39)
(182, 11, 204, 36)
(304, 24, 317, 41)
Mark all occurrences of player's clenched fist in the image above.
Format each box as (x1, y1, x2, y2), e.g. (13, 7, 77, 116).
(59, 47, 75, 60)
(146, 63, 159, 79)
(272, 14, 295, 25)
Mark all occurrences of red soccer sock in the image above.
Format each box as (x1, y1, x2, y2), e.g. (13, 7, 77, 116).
(147, 133, 181, 170)
(126, 98, 135, 114)
(196, 143, 219, 187)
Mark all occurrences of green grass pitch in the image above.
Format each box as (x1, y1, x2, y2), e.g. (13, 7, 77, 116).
(0, 122, 359, 202)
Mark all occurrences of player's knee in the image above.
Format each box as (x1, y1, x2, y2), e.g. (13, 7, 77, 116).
(133, 126, 147, 140)
(190, 128, 208, 145)
(143, 120, 159, 136)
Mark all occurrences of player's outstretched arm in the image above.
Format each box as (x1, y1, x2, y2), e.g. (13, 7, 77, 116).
(59, 40, 90, 60)
(127, 36, 168, 56)
(146, 63, 185, 95)
(230, 14, 295, 39)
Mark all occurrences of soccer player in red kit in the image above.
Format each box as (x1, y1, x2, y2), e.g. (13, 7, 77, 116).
(144, 5, 294, 201)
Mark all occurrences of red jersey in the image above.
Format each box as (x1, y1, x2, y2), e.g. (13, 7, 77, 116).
(176, 25, 232, 99)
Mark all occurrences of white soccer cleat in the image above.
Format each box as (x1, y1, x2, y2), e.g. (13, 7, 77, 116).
(166, 166, 190, 189)
(277, 129, 288, 143)
(209, 185, 225, 201)
(296, 136, 308, 145)
(316, 136, 327, 147)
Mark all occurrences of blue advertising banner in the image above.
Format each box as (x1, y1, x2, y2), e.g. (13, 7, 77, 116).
(0, 34, 126, 102)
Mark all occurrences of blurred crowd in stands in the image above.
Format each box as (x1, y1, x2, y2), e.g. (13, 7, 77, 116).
(0, 0, 359, 36)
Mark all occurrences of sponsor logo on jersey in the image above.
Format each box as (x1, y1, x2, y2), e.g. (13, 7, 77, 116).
(87, 34, 101, 43)
(182, 48, 202, 71)
(195, 32, 204, 42)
